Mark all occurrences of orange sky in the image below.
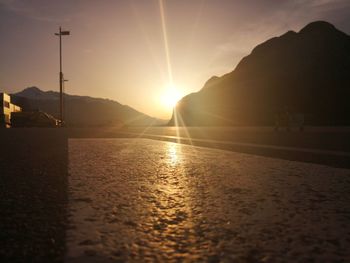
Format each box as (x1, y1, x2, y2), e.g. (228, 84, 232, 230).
(1, 0, 350, 119)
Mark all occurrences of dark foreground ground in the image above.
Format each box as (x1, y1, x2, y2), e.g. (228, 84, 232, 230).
(0, 129, 68, 262)
(0, 127, 350, 262)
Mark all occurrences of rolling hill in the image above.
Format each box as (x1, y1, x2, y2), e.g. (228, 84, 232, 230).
(13, 87, 165, 127)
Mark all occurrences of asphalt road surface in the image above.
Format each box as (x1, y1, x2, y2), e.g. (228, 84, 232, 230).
(68, 126, 350, 152)
(66, 138, 350, 262)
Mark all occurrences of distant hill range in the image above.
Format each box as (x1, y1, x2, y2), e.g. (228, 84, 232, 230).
(12, 87, 165, 127)
(169, 21, 350, 126)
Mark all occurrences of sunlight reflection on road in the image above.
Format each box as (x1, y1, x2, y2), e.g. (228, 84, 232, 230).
(140, 141, 198, 260)
(167, 142, 180, 167)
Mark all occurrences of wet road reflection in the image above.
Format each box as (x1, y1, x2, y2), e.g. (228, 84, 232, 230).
(66, 138, 350, 262)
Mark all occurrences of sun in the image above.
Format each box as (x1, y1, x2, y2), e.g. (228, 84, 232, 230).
(160, 84, 182, 109)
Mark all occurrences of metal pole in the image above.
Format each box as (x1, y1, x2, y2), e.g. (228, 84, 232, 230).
(59, 27, 63, 126)
(55, 27, 69, 127)
(63, 79, 68, 123)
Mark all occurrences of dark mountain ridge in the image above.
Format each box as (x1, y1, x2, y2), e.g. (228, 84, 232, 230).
(169, 21, 350, 126)
(13, 87, 165, 127)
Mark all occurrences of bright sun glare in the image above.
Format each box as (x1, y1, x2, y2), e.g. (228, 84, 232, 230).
(160, 84, 182, 109)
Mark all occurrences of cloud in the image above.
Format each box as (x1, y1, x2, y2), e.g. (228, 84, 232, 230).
(0, 0, 80, 22)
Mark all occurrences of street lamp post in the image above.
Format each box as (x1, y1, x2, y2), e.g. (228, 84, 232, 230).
(55, 27, 70, 126)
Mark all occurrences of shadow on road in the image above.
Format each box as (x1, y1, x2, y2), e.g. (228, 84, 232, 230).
(0, 128, 68, 263)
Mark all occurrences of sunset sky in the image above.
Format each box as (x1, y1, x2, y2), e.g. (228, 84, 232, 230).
(1, 0, 350, 119)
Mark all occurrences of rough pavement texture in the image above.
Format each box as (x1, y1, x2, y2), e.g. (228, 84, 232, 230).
(0, 129, 68, 263)
(67, 138, 350, 262)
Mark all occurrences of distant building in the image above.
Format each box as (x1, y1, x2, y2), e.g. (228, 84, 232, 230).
(0, 93, 22, 128)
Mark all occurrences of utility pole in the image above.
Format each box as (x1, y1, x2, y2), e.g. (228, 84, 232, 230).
(55, 27, 70, 126)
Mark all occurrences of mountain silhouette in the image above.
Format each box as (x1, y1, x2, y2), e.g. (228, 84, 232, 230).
(13, 87, 165, 127)
(169, 21, 350, 126)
